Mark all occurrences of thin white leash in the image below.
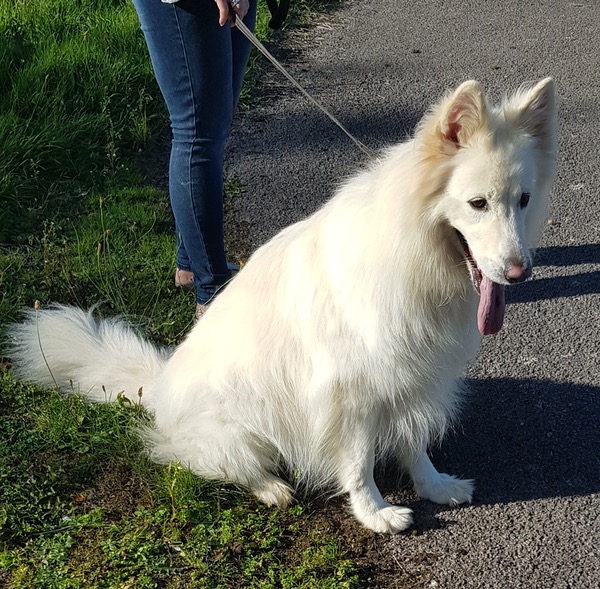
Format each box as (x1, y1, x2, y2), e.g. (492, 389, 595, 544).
(235, 15, 377, 159)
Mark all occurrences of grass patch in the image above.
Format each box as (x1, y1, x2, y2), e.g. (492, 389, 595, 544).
(0, 372, 359, 588)
(0, 0, 158, 245)
(0, 0, 362, 587)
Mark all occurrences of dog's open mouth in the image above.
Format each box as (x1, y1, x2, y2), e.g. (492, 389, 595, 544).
(457, 231, 506, 336)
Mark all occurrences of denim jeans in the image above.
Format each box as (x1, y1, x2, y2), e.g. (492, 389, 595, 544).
(132, 0, 257, 304)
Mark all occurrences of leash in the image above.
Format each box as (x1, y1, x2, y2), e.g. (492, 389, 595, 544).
(235, 15, 377, 159)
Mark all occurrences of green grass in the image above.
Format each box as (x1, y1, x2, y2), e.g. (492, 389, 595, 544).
(0, 0, 157, 245)
(0, 374, 358, 588)
(0, 0, 361, 587)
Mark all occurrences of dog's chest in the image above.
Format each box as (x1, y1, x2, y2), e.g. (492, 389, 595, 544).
(384, 294, 480, 383)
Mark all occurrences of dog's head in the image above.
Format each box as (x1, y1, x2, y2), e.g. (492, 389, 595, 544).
(420, 78, 557, 335)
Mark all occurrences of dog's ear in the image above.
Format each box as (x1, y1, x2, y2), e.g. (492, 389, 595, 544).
(517, 77, 556, 151)
(439, 80, 487, 149)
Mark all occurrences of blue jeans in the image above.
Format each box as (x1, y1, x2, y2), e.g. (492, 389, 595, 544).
(132, 0, 257, 304)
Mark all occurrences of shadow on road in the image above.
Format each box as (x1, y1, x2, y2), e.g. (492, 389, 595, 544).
(508, 243, 600, 303)
(535, 243, 600, 267)
(433, 376, 599, 505)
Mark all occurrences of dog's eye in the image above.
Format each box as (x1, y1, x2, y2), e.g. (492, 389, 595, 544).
(469, 198, 488, 211)
(520, 192, 531, 208)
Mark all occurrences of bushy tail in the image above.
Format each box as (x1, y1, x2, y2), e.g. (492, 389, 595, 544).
(5, 304, 168, 408)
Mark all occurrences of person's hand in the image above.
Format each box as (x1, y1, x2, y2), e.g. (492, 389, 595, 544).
(214, 0, 250, 27)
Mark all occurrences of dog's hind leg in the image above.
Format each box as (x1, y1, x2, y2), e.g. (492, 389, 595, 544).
(400, 450, 474, 506)
(147, 426, 294, 508)
(336, 424, 413, 533)
(212, 445, 294, 509)
(227, 437, 295, 508)
(198, 452, 294, 508)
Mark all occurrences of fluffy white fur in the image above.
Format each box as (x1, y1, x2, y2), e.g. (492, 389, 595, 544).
(6, 79, 557, 533)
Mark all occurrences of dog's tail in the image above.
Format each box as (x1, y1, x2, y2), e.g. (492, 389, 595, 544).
(5, 304, 168, 409)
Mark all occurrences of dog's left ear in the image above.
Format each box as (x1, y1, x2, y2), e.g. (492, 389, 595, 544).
(419, 81, 487, 157)
(439, 80, 487, 150)
(517, 77, 557, 150)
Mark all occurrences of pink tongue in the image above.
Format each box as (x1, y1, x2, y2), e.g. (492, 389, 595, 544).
(477, 276, 506, 335)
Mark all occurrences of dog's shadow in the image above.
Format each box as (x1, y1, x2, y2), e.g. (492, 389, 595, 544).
(509, 244, 600, 303)
(375, 377, 599, 532)
(434, 377, 598, 502)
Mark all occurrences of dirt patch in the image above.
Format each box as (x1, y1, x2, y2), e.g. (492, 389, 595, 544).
(78, 461, 153, 518)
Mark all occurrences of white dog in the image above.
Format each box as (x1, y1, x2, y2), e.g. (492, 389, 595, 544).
(7, 79, 556, 533)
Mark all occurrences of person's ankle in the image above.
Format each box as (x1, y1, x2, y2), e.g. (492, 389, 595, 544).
(175, 268, 194, 288)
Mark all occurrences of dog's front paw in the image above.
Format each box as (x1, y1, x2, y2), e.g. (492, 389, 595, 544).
(355, 504, 413, 534)
(414, 473, 474, 506)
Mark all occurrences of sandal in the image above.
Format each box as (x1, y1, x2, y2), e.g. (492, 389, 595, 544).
(195, 303, 208, 322)
(176, 263, 238, 289)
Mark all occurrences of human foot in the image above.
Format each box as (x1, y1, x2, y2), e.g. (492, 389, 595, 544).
(175, 268, 194, 288)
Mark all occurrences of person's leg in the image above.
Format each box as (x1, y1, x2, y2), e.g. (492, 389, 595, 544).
(133, 0, 255, 304)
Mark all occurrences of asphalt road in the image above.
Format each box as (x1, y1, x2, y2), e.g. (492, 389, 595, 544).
(225, 1, 600, 587)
